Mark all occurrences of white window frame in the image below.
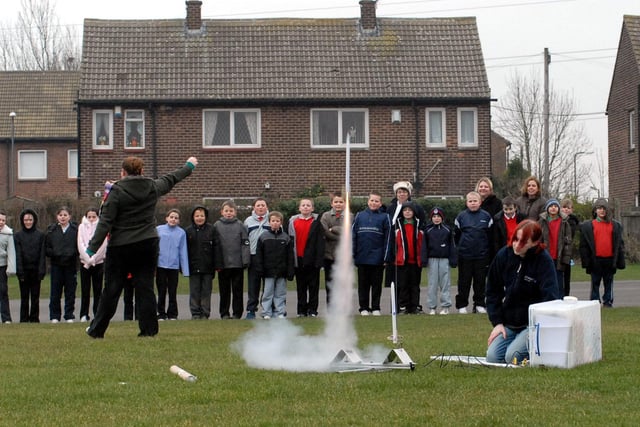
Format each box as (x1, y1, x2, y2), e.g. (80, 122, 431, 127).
(310, 108, 369, 149)
(67, 149, 78, 179)
(426, 108, 447, 148)
(18, 150, 47, 180)
(457, 107, 478, 148)
(125, 110, 145, 149)
(93, 109, 113, 149)
(202, 109, 261, 148)
(630, 110, 636, 151)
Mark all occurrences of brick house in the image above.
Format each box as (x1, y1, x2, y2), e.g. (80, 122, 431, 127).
(77, 0, 492, 205)
(0, 71, 79, 201)
(607, 15, 640, 233)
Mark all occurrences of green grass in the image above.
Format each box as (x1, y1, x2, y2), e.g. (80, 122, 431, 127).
(1, 309, 639, 426)
(10, 263, 640, 297)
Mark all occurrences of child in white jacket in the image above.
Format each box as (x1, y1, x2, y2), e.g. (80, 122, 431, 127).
(0, 209, 16, 323)
(77, 208, 107, 322)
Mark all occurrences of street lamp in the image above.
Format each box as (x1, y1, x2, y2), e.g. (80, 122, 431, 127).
(573, 150, 592, 198)
(9, 112, 16, 198)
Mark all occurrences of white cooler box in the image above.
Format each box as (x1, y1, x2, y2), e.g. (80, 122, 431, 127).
(528, 299, 602, 368)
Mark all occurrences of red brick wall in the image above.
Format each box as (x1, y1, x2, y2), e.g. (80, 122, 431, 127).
(0, 141, 77, 200)
(608, 25, 640, 214)
(78, 103, 492, 204)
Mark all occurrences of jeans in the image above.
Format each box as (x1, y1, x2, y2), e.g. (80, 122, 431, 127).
(261, 276, 287, 317)
(486, 326, 529, 364)
(189, 273, 213, 319)
(49, 264, 77, 321)
(427, 258, 451, 309)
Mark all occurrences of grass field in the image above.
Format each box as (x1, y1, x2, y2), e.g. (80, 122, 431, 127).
(1, 308, 639, 426)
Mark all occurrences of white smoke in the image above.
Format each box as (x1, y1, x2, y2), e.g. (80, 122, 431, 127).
(233, 199, 360, 372)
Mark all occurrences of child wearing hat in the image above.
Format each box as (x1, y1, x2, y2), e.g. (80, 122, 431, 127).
(386, 202, 424, 315)
(538, 198, 573, 296)
(579, 198, 625, 307)
(425, 207, 457, 315)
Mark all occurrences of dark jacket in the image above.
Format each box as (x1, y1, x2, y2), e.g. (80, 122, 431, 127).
(45, 222, 79, 267)
(481, 194, 503, 218)
(386, 198, 426, 229)
(491, 211, 526, 257)
(579, 219, 625, 273)
(539, 212, 573, 270)
(486, 245, 560, 330)
(213, 217, 250, 269)
(386, 216, 424, 266)
(454, 208, 493, 260)
(88, 163, 193, 253)
(515, 195, 547, 220)
(352, 208, 391, 266)
(13, 209, 46, 279)
(185, 205, 215, 275)
(288, 214, 325, 268)
(425, 222, 457, 267)
(255, 227, 295, 279)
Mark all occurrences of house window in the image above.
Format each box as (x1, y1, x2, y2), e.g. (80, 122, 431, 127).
(311, 109, 368, 148)
(68, 150, 78, 179)
(18, 150, 47, 180)
(630, 110, 637, 151)
(93, 110, 113, 149)
(125, 110, 145, 149)
(203, 109, 260, 148)
(426, 108, 446, 148)
(457, 108, 478, 147)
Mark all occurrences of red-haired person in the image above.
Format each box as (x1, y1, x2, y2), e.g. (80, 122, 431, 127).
(485, 220, 560, 364)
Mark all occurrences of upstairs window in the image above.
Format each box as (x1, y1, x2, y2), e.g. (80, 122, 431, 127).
(311, 109, 368, 148)
(125, 110, 145, 149)
(93, 110, 113, 149)
(458, 108, 478, 148)
(426, 108, 446, 148)
(203, 110, 260, 148)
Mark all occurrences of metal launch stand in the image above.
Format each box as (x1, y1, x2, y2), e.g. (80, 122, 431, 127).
(330, 282, 415, 372)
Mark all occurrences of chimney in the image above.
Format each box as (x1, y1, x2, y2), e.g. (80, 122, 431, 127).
(186, 0, 203, 31)
(359, 0, 378, 31)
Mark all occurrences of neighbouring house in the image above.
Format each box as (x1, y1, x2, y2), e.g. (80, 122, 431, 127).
(607, 14, 640, 235)
(490, 130, 511, 178)
(77, 0, 493, 206)
(0, 71, 79, 201)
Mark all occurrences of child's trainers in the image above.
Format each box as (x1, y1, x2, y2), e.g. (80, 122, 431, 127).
(458, 307, 468, 314)
(439, 308, 449, 315)
(429, 309, 437, 315)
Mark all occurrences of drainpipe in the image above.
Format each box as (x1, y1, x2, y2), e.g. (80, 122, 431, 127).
(76, 101, 81, 198)
(150, 103, 158, 178)
(413, 102, 421, 196)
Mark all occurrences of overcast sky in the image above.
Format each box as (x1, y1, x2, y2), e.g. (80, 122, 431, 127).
(4, 0, 640, 191)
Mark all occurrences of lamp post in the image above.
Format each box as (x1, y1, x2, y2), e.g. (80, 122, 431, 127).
(9, 112, 16, 198)
(573, 150, 592, 198)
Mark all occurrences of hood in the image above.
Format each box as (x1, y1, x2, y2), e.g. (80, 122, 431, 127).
(117, 176, 155, 203)
(191, 205, 209, 224)
(19, 208, 39, 231)
(592, 198, 611, 221)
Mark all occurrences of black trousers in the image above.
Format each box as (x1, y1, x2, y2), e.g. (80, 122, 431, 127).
(19, 270, 41, 322)
(455, 257, 488, 310)
(357, 264, 384, 312)
(218, 268, 244, 319)
(80, 264, 103, 319)
(295, 260, 320, 316)
(156, 267, 179, 319)
(88, 238, 159, 338)
(246, 255, 263, 313)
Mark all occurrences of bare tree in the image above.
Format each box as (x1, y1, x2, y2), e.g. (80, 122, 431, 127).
(0, 0, 80, 71)
(588, 146, 608, 200)
(494, 71, 592, 197)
